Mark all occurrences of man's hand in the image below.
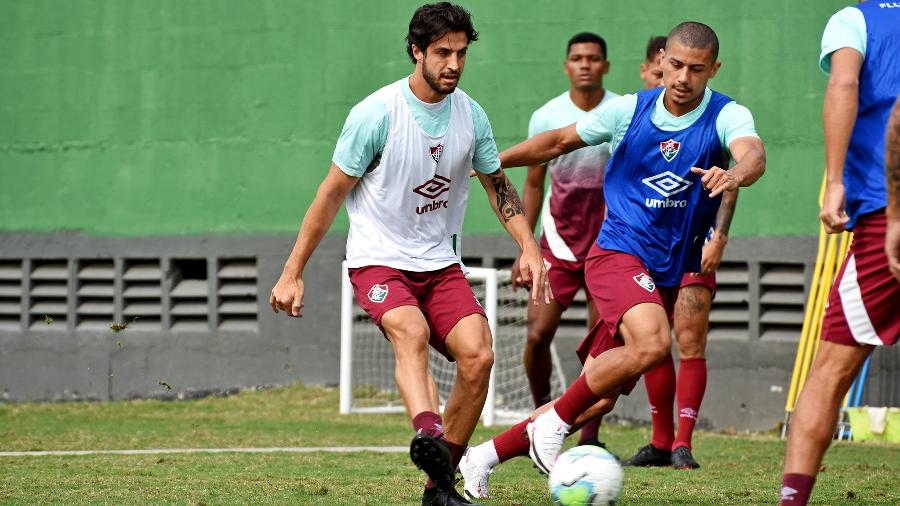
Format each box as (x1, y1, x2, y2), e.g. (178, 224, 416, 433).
(518, 243, 552, 304)
(510, 253, 531, 291)
(820, 182, 849, 234)
(887, 217, 900, 282)
(690, 166, 741, 198)
(269, 274, 305, 317)
(700, 233, 727, 274)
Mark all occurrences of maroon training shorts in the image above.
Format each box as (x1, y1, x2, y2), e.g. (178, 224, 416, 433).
(348, 263, 487, 361)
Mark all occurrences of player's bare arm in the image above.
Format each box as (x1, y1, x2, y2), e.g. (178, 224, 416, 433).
(270, 164, 359, 317)
(820, 48, 863, 233)
(510, 163, 547, 290)
(886, 96, 900, 281)
(700, 188, 738, 274)
(499, 124, 586, 168)
(690, 136, 765, 197)
(477, 168, 552, 303)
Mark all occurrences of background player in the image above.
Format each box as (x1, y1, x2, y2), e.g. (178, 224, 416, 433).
(512, 31, 619, 448)
(268, 3, 549, 505)
(622, 35, 740, 471)
(780, 3, 900, 505)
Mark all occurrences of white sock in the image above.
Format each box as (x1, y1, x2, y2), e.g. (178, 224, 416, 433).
(541, 407, 572, 432)
(470, 440, 500, 468)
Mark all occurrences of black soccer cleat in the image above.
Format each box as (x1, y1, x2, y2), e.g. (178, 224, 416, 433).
(622, 444, 672, 467)
(671, 446, 700, 470)
(410, 433, 454, 489)
(422, 485, 477, 506)
(577, 438, 620, 460)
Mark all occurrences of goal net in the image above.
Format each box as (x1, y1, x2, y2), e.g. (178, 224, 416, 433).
(339, 263, 568, 426)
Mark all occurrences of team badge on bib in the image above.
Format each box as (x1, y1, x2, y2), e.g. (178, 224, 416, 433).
(659, 139, 680, 162)
(633, 272, 655, 292)
(368, 284, 389, 303)
(430, 144, 443, 164)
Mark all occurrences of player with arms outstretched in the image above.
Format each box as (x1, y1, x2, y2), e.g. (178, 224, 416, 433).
(780, 3, 900, 504)
(512, 31, 619, 447)
(269, 3, 549, 505)
(460, 22, 764, 498)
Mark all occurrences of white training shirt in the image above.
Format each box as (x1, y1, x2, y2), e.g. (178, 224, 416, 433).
(343, 79, 485, 271)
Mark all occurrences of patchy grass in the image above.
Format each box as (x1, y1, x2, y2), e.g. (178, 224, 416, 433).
(1, 385, 898, 504)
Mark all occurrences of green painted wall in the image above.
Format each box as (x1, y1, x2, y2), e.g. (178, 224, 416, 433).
(0, 0, 846, 237)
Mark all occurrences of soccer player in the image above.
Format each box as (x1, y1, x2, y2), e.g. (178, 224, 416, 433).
(513, 32, 619, 447)
(460, 22, 765, 496)
(268, 3, 549, 505)
(622, 35, 740, 471)
(779, 3, 900, 505)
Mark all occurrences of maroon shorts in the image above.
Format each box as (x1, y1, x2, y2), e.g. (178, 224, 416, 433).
(575, 245, 679, 393)
(347, 263, 487, 360)
(821, 212, 899, 347)
(680, 271, 716, 298)
(541, 247, 591, 309)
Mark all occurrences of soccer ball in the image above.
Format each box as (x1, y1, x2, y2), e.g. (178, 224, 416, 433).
(548, 445, 623, 506)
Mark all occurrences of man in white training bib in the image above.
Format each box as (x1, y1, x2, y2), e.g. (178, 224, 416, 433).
(269, 3, 549, 505)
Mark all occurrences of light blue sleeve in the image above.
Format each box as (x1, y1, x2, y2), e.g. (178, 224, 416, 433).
(716, 102, 759, 157)
(576, 94, 637, 147)
(819, 6, 866, 74)
(469, 98, 501, 174)
(527, 107, 545, 139)
(331, 96, 388, 178)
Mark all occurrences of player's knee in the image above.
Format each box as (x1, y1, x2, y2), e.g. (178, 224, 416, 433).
(632, 331, 671, 368)
(388, 321, 430, 355)
(675, 331, 706, 358)
(525, 327, 553, 350)
(456, 346, 494, 382)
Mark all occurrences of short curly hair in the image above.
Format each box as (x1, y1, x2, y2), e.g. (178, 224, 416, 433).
(405, 2, 479, 64)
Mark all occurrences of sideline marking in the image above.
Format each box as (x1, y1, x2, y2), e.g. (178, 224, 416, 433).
(0, 446, 408, 457)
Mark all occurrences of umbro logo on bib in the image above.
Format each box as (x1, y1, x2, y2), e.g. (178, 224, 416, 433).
(368, 284, 388, 303)
(430, 144, 444, 164)
(659, 139, 680, 162)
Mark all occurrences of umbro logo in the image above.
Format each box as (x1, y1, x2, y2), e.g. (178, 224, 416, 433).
(430, 144, 444, 163)
(679, 407, 698, 420)
(413, 175, 451, 199)
(780, 486, 799, 501)
(642, 171, 692, 197)
(659, 139, 680, 162)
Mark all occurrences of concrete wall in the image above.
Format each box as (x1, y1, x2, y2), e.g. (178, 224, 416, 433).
(1, 0, 846, 237)
(2, 232, 898, 433)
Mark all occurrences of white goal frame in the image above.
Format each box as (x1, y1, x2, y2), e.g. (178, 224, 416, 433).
(338, 262, 567, 427)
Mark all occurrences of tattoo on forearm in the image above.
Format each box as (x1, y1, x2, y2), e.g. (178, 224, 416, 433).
(887, 96, 900, 210)
(488, 170, 525, 222)
(715, 193, 738, 236)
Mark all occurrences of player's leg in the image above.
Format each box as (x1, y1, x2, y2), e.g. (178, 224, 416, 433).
(524, 255, 581, 408)
(527, 248, 674, 474)
(381, 306, 441, 416)
(524, 298, 565, 407)
(460, 352, 617, 499)
(577, 300, 606, 446)
(529, 303, 672, 474)
(781, 341, 871, 504)
(670, 282, 712, 469)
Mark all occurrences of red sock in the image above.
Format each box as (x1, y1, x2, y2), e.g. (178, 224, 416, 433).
(644, 354, 676, 451)
(578, 418, 601, 444)
(780, 473, 816, 505)
(412, 411, 444, 437)
(673, 357, 707, 450)
(554, 374, 600, 425)
(493, 418, 530, 463)
(447, 439, 466, 471)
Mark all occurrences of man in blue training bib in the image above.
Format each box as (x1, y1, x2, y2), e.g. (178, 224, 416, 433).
(498, 21, 767, 475)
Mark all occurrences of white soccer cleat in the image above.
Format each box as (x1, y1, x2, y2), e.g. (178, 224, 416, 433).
(527, 418, 567, 475)
(459, 448, 493, 499)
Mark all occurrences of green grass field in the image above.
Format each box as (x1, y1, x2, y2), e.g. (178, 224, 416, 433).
(1, 385, 897, 505)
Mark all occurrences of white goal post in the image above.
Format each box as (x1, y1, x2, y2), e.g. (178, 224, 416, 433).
(339, 262, 567, 427)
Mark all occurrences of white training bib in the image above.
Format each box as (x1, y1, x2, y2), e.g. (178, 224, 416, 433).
(345, 78, 475, 272)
